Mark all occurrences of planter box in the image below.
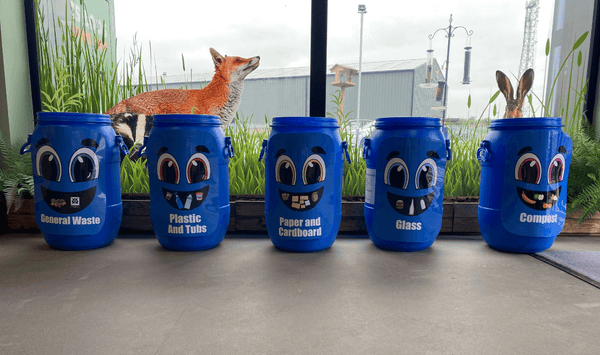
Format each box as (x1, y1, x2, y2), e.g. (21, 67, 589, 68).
(4, 195, 600, 236)
(5, 198, 37, 232)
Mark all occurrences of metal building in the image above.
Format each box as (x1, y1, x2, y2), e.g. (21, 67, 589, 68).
(153, 59, 445, 128)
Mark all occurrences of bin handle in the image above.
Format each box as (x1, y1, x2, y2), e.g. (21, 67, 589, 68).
(20, 134, 32, 155)
(258, 139, 267, 162)
(442, 126, 452, 161)
(225, 137, 235, 158)
(342, 141, 351, 164)
(476, 140, 491, 162)
(116, 135, 130, 156)
(362, 138, 371, 160)
(140, 136, 149, 158)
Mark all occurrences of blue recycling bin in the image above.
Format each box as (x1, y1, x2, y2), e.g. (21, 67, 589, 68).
(477, 117, 572, 253)
(363, 117, 451, 251)
(20, 112, 129, 250)
(259, 117, 350, 252)
(141, 114, 233, 251)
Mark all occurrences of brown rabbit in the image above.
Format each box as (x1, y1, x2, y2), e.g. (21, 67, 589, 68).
(496, 68, 534, 118)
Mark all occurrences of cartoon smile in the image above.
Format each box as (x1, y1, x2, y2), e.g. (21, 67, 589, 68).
(279, 186, 324, 211)
(517, 186, 561, 210)
(162, 186, 209, 210)
(41, 186, 96, 214)
(387, 191, 435, 216)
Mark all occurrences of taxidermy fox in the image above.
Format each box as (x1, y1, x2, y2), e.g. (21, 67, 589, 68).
(107, 48, 260, 150)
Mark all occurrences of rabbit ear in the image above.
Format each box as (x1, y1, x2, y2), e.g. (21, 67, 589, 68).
(517, 69, 534, 102)
(496, 70, 514, 101)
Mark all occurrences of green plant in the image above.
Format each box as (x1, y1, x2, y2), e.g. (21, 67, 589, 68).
(539, 32, 589, 127)
(326, 89, 367, 195)
(226, 113, 270, 195)
(120, 155, 150, 194)
(0, 132, 34, 213)
(444, 122, 485, 197)
(443, 89, 500, 197)
(36, 0, 149, 114)
(566, 117, 600, 225)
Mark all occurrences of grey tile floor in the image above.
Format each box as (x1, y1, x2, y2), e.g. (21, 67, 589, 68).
(1, 234, 599, 355)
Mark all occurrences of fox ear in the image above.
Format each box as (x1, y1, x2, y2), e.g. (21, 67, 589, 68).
(209, 48, 225, 67)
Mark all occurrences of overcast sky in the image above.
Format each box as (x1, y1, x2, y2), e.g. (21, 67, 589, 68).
(114, 0, 554, 120)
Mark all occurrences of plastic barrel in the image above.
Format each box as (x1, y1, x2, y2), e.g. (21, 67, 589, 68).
(476, 117, 572, 253)
(21, 112, 129, 250)
(141, 114, 233, 251)
(363, 117, 450, 251)
(259, 117, 350, 252)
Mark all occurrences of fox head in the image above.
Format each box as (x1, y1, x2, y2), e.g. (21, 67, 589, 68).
(209, 48, 260, 84)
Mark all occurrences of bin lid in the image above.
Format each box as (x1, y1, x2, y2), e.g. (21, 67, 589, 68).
(36, 112, 111, 124)
(271, 117, 340, 128)
(489, 117, 563, 129)
(153, 114, 222, 126)
(374, 117, 442, 128)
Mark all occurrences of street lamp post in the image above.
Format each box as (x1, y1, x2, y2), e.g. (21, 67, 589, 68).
(428, 14, 473, 123)
(356, 4, 366, 148)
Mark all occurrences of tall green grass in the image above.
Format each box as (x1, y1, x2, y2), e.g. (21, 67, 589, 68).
(444, 123, 485, 197)
(120, 155, 149, 194)
(36, 0, 149, 113)
(225, 114, 270, 195)
(327, 90, 367, 196)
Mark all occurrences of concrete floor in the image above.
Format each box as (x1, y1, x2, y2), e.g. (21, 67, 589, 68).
(1, 234, 599, 355)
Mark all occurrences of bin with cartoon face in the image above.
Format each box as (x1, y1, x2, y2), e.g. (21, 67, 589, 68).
(363, 117, 450, 251)
(20, 112, 129, 250)
(142, 114, 233, 251)
(477, 117, 572, 253)
(260, 117, 350, 252)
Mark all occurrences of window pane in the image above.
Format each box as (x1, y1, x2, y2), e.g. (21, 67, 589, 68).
(324, 0, 592, 131)
(115, 1, 312, 128)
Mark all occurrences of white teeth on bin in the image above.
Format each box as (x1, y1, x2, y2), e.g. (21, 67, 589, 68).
(409, 199, 415, 216)
(420, 199, 426, 210)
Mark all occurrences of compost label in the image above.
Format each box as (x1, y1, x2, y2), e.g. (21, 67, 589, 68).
(500, 130, 572, 236)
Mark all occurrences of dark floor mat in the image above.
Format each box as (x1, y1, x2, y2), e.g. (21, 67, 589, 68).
(532, 251, 600, 289)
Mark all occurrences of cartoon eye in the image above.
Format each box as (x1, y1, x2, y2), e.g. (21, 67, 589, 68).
(36, 145, 62, 182)
(69, 147, 99, 182)
(548, 154, 565, 184)
(302, 154, 326, 185)
(515, 153, 541, 184)
(157, 153, 180, 184)
(275, 155, 296, 185)
(415, 158, 438, 189)
(384, 158, 409, 189)
(186, 153, 210, 184)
